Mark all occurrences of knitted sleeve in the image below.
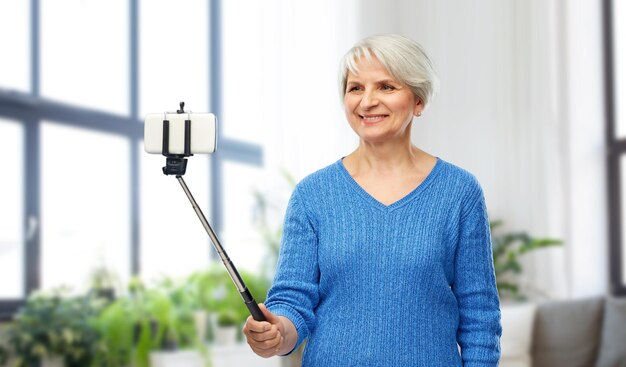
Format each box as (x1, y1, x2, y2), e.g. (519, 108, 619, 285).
(265, 184, 320, 353)
(452, 184, 502, 366)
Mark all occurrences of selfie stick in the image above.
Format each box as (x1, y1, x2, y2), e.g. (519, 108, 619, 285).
(160, 102, 266, 322)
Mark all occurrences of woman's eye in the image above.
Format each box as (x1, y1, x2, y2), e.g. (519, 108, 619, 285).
(381, 84, 395, 91)
(347, 86, 362, 92)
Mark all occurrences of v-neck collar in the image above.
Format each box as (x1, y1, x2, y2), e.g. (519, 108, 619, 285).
(336, 157, 443, 212)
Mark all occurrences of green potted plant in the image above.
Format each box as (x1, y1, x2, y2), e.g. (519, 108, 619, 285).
(93, 276, 210, 367)
(0, 344, 9, 365)
(212, 309, 238, 346)
(215, 311, 239, 328)
(148, 277, 211, 367)
(87, 266, 120, 302)
(152, 277, 194, 349)
(5, 289, 105, 367)
(94, 276, 175, 367)
(91, 295, 135, 367)
(189, 266, 270, 345)
(491, 220, 563, 302)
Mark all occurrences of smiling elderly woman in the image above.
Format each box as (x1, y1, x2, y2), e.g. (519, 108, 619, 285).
(243, 34, 502, 367)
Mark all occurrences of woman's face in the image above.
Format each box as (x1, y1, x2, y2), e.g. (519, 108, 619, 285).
(343, 56, 422, 144)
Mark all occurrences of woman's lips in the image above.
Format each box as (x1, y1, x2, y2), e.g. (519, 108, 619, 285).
(360, 114, 388, 124)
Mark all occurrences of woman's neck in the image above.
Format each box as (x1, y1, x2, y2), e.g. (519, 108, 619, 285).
(346, 137, 423, 176)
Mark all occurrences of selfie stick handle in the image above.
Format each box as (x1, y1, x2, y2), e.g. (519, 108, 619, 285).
(176, 175, 267, 322)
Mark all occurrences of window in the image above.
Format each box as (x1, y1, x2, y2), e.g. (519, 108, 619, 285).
(140, 148, 212, 281)
(139, 0, 209, 116)
(611, 0, 626, 139)
(621, 156, 626, 286)
(40, 122, 131, 290)
(0, 0, 264, 318)
(606, 0, 626, 295)
(221, 0, 264, 145)
(0, 119, 24, 299)
(222, 160, 265, 273)
(0, 1, 30, 92)
(40, 0, 129, 114)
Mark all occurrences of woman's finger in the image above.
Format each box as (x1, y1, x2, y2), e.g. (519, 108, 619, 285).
(249, 330, 281, 350)
(248, 325, 279, 342)
(249, 336, 284, 358)
(243, 318, 272, 333)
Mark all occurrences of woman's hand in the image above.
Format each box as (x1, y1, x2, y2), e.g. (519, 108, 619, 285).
(242, 303, 297, 358)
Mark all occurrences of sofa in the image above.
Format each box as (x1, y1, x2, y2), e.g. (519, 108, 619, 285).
(500, 296, 626, 367)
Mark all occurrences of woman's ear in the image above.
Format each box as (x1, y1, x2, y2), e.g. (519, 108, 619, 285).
(414, 99, 424, 116)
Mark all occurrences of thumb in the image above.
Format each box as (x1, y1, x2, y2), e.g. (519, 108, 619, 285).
(258, 303, 280, 325)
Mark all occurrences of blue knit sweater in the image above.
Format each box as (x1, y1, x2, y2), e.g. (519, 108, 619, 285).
(265, 158, 502, 366)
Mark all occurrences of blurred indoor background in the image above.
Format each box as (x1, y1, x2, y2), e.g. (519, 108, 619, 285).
(0, 0, 624, 366)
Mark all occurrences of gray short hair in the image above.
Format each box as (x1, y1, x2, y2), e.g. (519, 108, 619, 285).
(338, 34, 439, 109)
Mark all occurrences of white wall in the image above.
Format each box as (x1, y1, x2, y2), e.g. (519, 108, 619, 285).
(561, 0, 608, 297)
(256, 0, 608, 298)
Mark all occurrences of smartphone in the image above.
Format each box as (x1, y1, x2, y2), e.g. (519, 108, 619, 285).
(144, 112, 217, 155)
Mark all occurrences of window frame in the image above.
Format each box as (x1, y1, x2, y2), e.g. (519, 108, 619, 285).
(0, 0, 263, 319)
(605, 0, 626, 296)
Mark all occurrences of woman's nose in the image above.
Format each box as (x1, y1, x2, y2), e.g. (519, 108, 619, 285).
(360, 89, 379, 109)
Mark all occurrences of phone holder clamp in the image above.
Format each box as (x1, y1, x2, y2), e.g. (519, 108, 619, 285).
(162, 101, 192, 176)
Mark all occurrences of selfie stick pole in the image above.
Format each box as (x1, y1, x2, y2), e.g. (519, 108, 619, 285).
(162, 102, 266, 322)
(175, 175, 266, 322)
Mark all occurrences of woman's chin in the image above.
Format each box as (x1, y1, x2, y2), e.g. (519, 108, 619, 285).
(358, 133, 394, 145)
(355, 128, 411, 145)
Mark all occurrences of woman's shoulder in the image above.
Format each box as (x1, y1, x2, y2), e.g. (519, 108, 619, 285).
(435, 158, 484, 196)
(294, 159, 344, 192)
(287, 160, 344, 217)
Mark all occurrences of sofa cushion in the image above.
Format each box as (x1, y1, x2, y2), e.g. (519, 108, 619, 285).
(596, 296, 626, 367)
(500, 302, 536, 367)
(531, 297, 604, 367)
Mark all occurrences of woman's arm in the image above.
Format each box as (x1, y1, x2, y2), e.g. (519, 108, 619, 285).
(246, 184, 320, 355)
(452, 186, 502, 367)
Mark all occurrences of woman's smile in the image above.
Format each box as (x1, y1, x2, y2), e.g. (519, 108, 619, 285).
(360, 114, 389, 124)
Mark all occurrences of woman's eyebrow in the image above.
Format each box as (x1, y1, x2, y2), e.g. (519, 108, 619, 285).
(377, 79, 401, 85)
(347, 78, 400, 85)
